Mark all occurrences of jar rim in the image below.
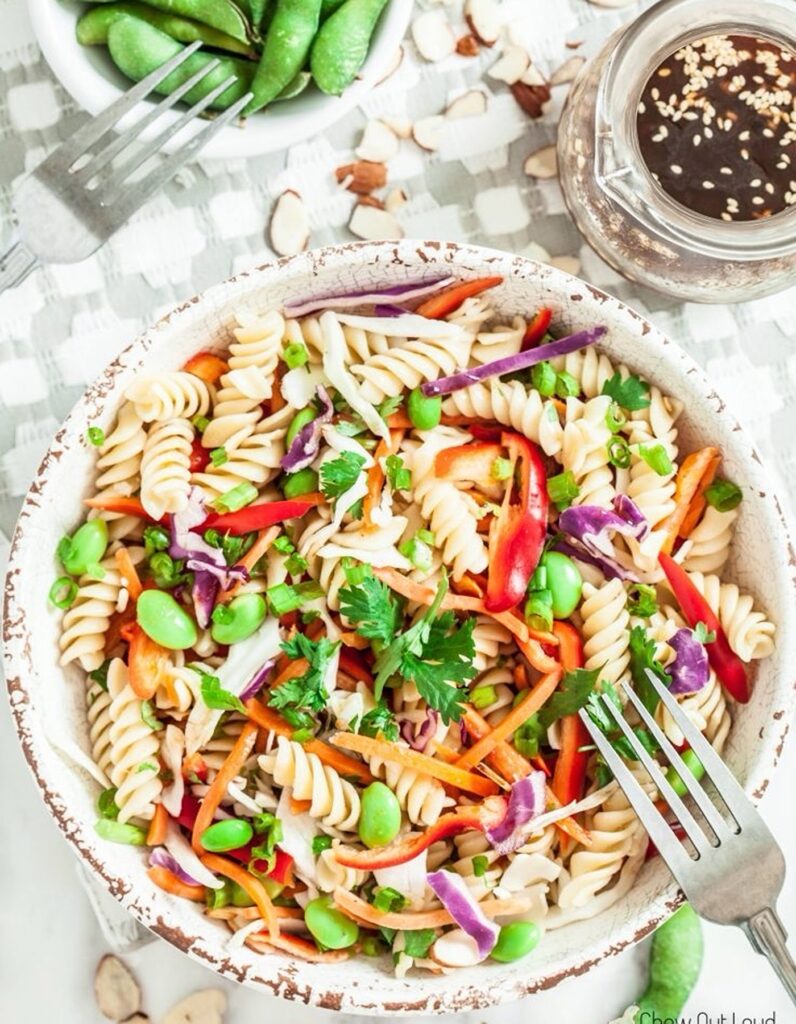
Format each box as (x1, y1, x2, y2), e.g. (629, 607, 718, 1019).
(595, 0, 796, 260)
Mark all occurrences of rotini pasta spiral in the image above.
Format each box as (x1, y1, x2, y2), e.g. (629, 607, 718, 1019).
(367, 742, 450, 826)
(561, 396, 615, 508)
(680, 507, 738, 574)
(442, 380, 563, 457)
(656, 670, 731, 754)
(452, 830, 502, 901)
(316, 842, 367, 893)
(107, 659, 162, 823)
(259, 737, 360, 831)
(580, 578, 631, 686)
(313, 517, 410, 610)
(285, 314, 393, 366)
(125, 372, 211, 424)
(86, 678, 114, 779)
(192, 406, 292, 497)
(59, 556, 127, 671)
(472, 616, 512, 672)
(470, 316, 525, 365)
(91, 402, 146, 540)
(140, 418, 193, 519)
(684, 572, 775, 662)
(351, 331, 473, 404)
(626, 388, 679, 532)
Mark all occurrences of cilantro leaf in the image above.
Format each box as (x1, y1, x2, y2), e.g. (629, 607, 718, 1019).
(601, 372, 651, 411)
(358, 701, 399, 741)
(538, 667, 601, 729)
(584, 682, 658, 761)
(320, 451, 367, 501)
(628, 583, 658, 618)
(338, 566, 402, 649)
(694, 621, 716, 645)
(269, 633, 339, 717)
(628, 625, 670, 714)
(401, 929, 436, 958)
(197, 670, 246, 714)
(377, 395, 403, 419)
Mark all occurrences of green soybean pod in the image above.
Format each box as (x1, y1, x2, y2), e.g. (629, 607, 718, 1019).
(636, 904, 703, 1022)
(90, 0, 253, 43)
(106, 18, 255, 110)
(310, 0, 389, 96)
(304, 896, 359, 949)
(275, 70, 311, 100)
(77, 2, 255, 54)
(319, 0, 345, 17)
(246, 0, 323, 114)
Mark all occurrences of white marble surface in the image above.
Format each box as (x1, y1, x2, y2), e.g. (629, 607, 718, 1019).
(1, 690, 794, 1022)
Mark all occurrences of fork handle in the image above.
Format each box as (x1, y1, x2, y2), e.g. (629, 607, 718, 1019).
(0, 235, 40, 294)
(743, 907, 796, 1006)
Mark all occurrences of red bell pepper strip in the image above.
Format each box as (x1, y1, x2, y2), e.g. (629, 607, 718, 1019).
(338, 648, 374, 686)
(434, 442, 503, 485)
(415, 276, 503, 320)
(202, 496, 322, 536)
(470, 423, 502, 442)
(521, 307, 553, 350)
(183, 350, 229, 384)
(485, 433, 548, 613)
(550, 621, 591, 807)
(334, 797, 508, 870)
(658, 552, 749, 703)
(189, 436, 210, 473)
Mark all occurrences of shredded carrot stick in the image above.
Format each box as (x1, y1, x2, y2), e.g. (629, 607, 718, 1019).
(513, 663, 529, 690)
(148, 865, 206, 902)
(363, 429, 404, 529)
(244, 699, 374, 783)
(200, 853, 279, 940)
(678, 452, 721, 538)
(454, 668, 562, 771)
(114, 547, 142, 600)
(415, 276, 503, 320)
(386, 411, 412, 429)
(247, 931, 350, 962)
(127, 623, 171, 700)
(516, 633, 560, 674)
(192, 722, 258, 854)
(339, 630, 370, 650)
(333, 888, 535, 930)
(218, 525, 280, 604)
(330, 732, 499, 797)
(270, 360, 286, 413)
(269, 658, 309, 691)
(429, 742, 460, 764)
(657, 447, 720, 554)
(84, 495, 148, 518)
(146, 802, 168, 846)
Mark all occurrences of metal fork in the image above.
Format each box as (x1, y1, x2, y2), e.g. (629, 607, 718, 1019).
(0, 44, 252, 294)
(579, 668, 796, 1005)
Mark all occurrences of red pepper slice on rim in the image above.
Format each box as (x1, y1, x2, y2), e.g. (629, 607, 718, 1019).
(201, 497, 322, 536)
(521, 307, 553, 349)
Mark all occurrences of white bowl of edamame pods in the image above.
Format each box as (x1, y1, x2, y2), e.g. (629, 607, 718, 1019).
(27, 0, 413, 159)
(4, 241, 795, 1012)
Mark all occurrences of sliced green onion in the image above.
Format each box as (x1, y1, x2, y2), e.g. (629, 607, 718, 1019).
(94, 819, 148, 845)
(192, 413, 210, 432)
(283, 342, 309, 369)
(529, 565, 547, 591)
(704, 478, 742, 512)
(285, 552, 309, 576)
(491, 457, 513, 481)
(213, 482, 258, 513)
(210, 446, 228, 467)
(273, 533, 295, 554)
(49, 576, 78, 609)
(87, 426, 105, 446)
(267, 580, 324, 615)
(514, 713, 544, 758)
(140, 700, 159, 730)
(472, 854, 489, 878)
(96, 786, 120, 820)
(416, 528, 435, 544)
(547, 470, 579, 510)
(470, 685, 497, 710)
(343, 560, 369, 586)
(637, 443, 673, 476)
(398, 536, 433, 573)
(143, 525, 170, 554)
(554, 370, 579, 399)
(149, 552, 186, 589)
(312, 835, 333, 855)
(530, 361, 557, 398)
(372, 887, 407, 913)
(525, 589, 553, 632)
(607, 436, 631, 469)
(292, 727, 315, 743)
(605, 401, 627, 433)
(206, 882, 232, 910)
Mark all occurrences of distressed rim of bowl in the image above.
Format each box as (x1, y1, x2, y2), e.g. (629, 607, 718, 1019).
(4, 240, 796, 1013)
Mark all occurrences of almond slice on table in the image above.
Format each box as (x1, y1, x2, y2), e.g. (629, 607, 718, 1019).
(381, 115, 413, 139)
(374, 45, 404, 85)
(550, 55, 585, 85)
(412, 115, 445, 152)
(385, 187, 409, 214)
(412, 10, 456, 62)
(588, 0, 636, 6)
(335, 161, 388, 194)
(355, 120, 399, 163)
(269, 189, 309, 257)
(550, 255, 582, 276)
(524, 144, 558, 179)
(349, 204, 403, 241)
(123, 1017, 150, 1023)
(511, 81, 551, 118)
(464, 0, 503, 47)
(445, 89, 488, 119)
(94, 955, 142, 1021)
(162, 989, 227, 1024)
(487, 45, 530, 85)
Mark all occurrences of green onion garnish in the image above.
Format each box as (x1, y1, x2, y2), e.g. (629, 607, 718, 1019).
(472, 854, 489, 878)
(637, 443, 673, 476)
(554, 370, 579, 399)
(49, 576, 78, 609)
(210, 446, 228, 467)
(607, 436, 631, 469)
(283, 342, 309, 369)
(213, 482, 258, 513)
(605, 402, 627, 433)
(312, 835, 333, 855)
(372, 887, 407, 913)
(267, 580, 324, 616)
(547, 470, 580, 510)
(531, 361, 557, 398)
(87, 426, 105, 446)
(192, 414, 210, 432)
(704, 478, 742, 512)
(470, 685, 497, 710)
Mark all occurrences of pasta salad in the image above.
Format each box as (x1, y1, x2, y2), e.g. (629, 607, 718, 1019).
(52, 275, 775, 972)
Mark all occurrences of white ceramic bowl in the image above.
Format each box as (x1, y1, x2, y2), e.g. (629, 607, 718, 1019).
(27, 0, 412, 159)
(4, 241, 796, 1013)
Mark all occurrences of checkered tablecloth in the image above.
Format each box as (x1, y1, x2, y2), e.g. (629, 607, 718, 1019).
(1, 0, 795, 573)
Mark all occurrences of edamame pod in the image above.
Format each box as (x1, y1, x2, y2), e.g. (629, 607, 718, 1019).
(107, 18, 255, 110)
(275, 70, 311, 101)
(77, 2, 255, 55)
(636, 904, 703, 1022)
(310, 0, 388, 96)
(319, 0, 345, 18)
(246, 0, 322, 114)
(90, 0, 253, 43)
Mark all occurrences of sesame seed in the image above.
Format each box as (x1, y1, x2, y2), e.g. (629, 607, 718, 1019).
(702, 180, 715, 189)
(750, 178, 762, 187)
(720, 166, 733, 175)
(693, 134, 701, 146)
(752, 196, 765, 205)
(721, 211, 733, 221)
(670, 164, 683, 174)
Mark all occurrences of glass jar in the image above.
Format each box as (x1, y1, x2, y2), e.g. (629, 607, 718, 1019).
(557, 0, 796, 303)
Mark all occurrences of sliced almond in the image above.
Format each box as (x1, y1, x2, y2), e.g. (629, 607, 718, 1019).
(123, 1017, 150, 1023)
(381, 115, 413, 139)
(412, 114, 445, 152)
(445, 89, 488, 119)
(355, 120, 399, 163)
(94, 956, 141, 1021)
(588, 0, 636, 6)
(456, 34, 480, 57)
(411, 10, 456, 62)
(550, 55, 585, 85)
(357, 195, 386, 210)
(373, 45, 404, 85)
(510, 81, 551, 118)
(162, 989, 226, 1024)
(430, 930, 483, 968)
(521, 62, 548, 87)
(464, 0, 502, 47)
(385, 187, 409, 213)
(524, 144, 558, 179)
(550, 255, 582, 276)
(349, 204, 403, 241)
(269, 189, 309, 257)
(335, 160, 388, 194)
(487, 45, 529, 85)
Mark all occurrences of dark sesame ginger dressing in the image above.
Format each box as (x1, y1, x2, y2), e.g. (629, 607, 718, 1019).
(637, 34, 796, 221)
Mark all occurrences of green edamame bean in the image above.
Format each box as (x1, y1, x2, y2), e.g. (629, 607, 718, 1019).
(246, 0, 322, 114)
(358, 781, 401, 848)
(94, 819, 148, 845)
(77, 2, 254, 54)
(107, 18, 254, 110)
(490, 921, 541, 962)
(200, 817, 254, 852)
(283, 467, 319, 498)
(406, 387, 441, 431)
(91, 0, 252, 43)
(540, 551, 582, 619)
(211, 592, 267, 644)
(59, 519, 109, 576)
(664, 749, 705, 799)
(320, 0, 345, 17)
(305, 895, 360, 949)
(137, 589, 198, 650)
(636, 904, 703, 1021)
(286, 407, 317, 446)
(310, 0, 389, 96)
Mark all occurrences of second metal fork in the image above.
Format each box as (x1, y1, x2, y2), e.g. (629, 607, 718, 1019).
(0, 45, 252, 294)
(580, 669, 796, 1005)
